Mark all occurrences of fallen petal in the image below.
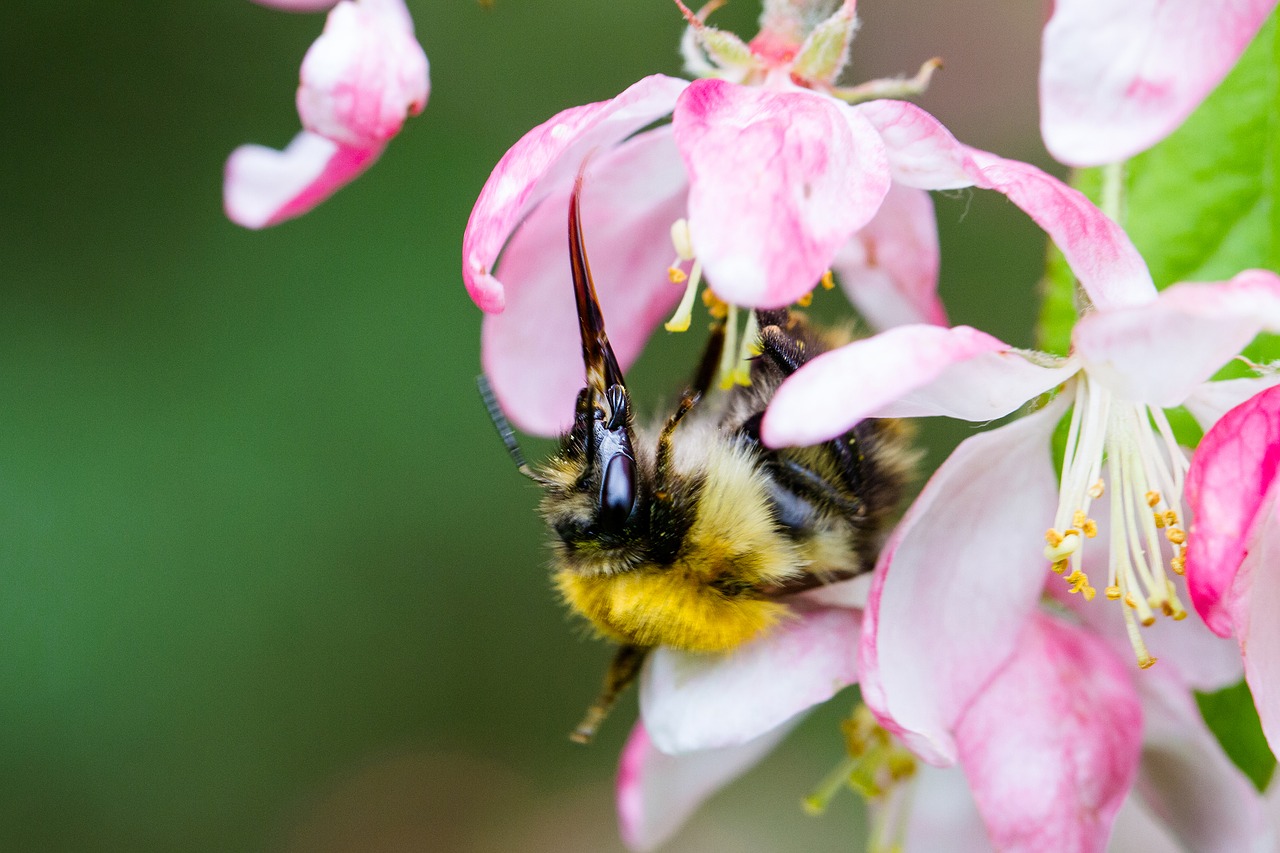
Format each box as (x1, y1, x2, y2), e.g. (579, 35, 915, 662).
(224, 131, 381, 229)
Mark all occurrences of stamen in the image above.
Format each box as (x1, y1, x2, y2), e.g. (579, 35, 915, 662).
(796, 291, 814, 307)
(821, 270, 836, 290)
(663, 260, 703, 332)
(730, 311, 758, 386)
(717, 304, 739, 389)
(663, 219, 703, 333)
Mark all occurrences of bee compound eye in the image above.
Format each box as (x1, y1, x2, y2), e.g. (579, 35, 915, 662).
(599, 453, 636, 531)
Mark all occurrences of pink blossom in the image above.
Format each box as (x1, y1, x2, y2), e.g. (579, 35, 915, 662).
(615, 579, 1266, 852)
(466, 3, 1152, 436)
(1039, 0, 1278, 166)
(224, 0, 428, 228)
(1185, 382, 1280, 760)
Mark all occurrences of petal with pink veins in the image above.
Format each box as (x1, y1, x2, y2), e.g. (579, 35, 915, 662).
(480, 127, 689, 436)
(1074, 271, 1280, 407)
(1230, 497, 1280, 758)
(761, 323, 1072, 448)
(955, 615, 1142, 853)
(833, 183, 947, 329)
(640, 605, 860, 754)
(673, 79, 890, 307)
(224, 132, 381, 229)
(616, 720, 795, 853)
(1040, 0, 1278, 167)
(1185, 383, 1280, 635)
(463, 74, 689, 313)
(296, 0, 429, 151)
(858, 401, 1065, 765)
(855, 100, 1156, 311)
(1129, 667, 1275, 853)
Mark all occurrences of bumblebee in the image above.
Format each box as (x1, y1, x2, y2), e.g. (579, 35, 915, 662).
(481, 176, 914, 742)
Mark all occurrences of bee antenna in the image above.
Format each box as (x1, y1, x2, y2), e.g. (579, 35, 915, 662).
(477, 374, 546, 484)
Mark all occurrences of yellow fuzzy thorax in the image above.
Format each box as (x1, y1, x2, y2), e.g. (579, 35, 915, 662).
(553, 432, 805, 652)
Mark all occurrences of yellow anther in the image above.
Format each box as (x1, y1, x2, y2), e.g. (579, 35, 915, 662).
(1138, 655, 1158, 670)
(1164, 511, 1180, 527)
(701, 288, 729, 319)
(1154, 512, 1166, 528)
(1051, 559, 1068, 575)
(1044, 530, 1080, 562)
(668, 266, 688, 284)
(1088, 479, 1105, 499)
(1065, 570, 1095, 600)
(1072, 510, 1087, 528)
(1142, 614, 1156, 627)
(1166, 528, 1186, 545)
(797, 291, 814, 307)
(1105, 586, 1122, 600)
(1145, 490, 1162, 508)
(1173, 609, 1188, 621)
(1124, 594, 1138, 610)
(1081, 519, 1098, 538)
(821, 269, 836, 290)
(1171, 546, 1187, 576)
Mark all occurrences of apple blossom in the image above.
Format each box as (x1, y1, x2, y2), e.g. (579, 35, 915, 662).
(1039, 0, 1278, 166)
(224, 0, 428, 229)
(1185, 382, 1280, 759)
(617, 584, 1267, 852)
(465, 1, 1151, 437)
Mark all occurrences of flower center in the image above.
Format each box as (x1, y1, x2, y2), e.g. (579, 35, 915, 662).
(1045, 375, 1189, 668)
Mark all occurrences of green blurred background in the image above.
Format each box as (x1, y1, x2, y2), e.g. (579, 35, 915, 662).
(0, 2, 1049, 850)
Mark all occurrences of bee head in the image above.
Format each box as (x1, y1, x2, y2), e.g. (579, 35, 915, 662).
(563, 172, 639, 538)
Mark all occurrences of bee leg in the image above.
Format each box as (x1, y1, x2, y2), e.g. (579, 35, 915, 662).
(570, 644, 650, 744)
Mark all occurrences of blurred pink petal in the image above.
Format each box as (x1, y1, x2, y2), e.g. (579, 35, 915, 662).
(1184, 383, 1280, 635)
(1109, 796, 1184, 853)
(856, 99, 1156, 311)
(1074, 271, 1280, 407)
(252, 0, 337, 9)
(1040, 0, 1278, 166)
(480, 127, 688, 436)
(955, 615, 1142, 853)
(296, 0, 429, 150)
(224, 132, 380, 229)
(1130, 668, 1275, 852)
(672, 79, 890, 307)
(902, 766, 994, 853)
(834, 183, 946, 329)
(462, 74, 689, 313)
(640, 605, 860, 754)
(859, 402, 1063, 765)
(616, 720, 794, 853)
(761, 324, 1071, 448)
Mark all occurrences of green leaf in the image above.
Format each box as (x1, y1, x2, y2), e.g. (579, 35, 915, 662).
(1197, 680, 1277, 791)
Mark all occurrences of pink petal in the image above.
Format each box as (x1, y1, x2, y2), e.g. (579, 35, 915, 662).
(858, 403, 1065, 765)
(1232, 498, 1280, 758)
(480, 127, 689, 436)
(902, 767, 995, 853)
(833, 183, 947, 329)
(616, 720, 794, 852)
(855, 99, 1156, 312)
(296, 0, 429, 151)
(1074, 270, 1280, 407)
(1130, 667, 1274, 852)
(1185, 382, 1280, 635)
(640, 605, 860, 754)
(761, 324, 1072, 448)
(673, 79, 890, 307)
(223, 131, 381, 229)
(1040, 0, 1279, 166)
(956, 615, 1142, 853)
(462, 74, 688, 314)
(1109, 797, 1183, 853)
